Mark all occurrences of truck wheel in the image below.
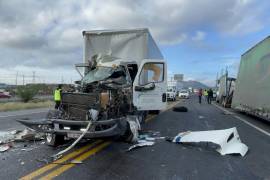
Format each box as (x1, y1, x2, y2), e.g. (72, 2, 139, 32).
(46, 133, 65, 147)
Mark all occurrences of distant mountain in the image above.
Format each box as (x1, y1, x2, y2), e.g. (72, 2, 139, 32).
(181, 80, 209, 89)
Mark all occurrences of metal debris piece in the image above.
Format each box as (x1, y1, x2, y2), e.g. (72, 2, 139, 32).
(171, 127, 248, 157)
(145, 137, 155, 141)
(70, 160, 83, 164)
(128, 141, 155, 151)
(127, 116, 141, 142)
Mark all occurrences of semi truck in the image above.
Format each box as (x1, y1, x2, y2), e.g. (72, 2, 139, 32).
(216, 71, 236, 107)
(18, 28, 167, 145)
(232, 36, 270, 122)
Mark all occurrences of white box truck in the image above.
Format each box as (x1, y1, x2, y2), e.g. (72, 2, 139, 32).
(18, 28, 167, 145)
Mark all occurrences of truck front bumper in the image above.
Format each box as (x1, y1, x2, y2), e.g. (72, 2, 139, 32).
(17, 117, 129, 139)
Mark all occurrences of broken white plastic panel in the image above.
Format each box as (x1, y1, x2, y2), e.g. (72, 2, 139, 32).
(173, 127, 248, 156)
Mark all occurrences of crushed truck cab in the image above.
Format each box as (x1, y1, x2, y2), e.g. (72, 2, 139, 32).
(18, 28, 167, 146)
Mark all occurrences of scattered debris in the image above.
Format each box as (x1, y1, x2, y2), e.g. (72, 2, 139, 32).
(14, 129, 44, 142)
(36, 158, 51, 164)
(127, 130, 164, 151)
(170, 127, 248, 156)
(70, 160, 83, 164)
(21, 146, 38, 152)
(127, 140, 155, 151)
(198, 115, 205, 119)
(222, 111, 234, 115)
(0, 128, 44, 144)
(0, 131, 15, 144)
(172, 106, 188, 112)
(0, 128, 44, 152)
(0, 144, 11, 152)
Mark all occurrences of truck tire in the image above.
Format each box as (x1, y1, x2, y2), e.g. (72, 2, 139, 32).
(46, 133, 65, 147)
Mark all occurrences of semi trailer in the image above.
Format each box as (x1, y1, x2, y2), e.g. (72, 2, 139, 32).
(232, 36, 270, 122)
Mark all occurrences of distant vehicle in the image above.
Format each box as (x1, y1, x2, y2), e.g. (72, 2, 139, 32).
(0, 92, 11, 98)
(216, 72, 236, 107)
(193, 89, 199, 94)
(212, 91, 217, 101)
(179, 89, 189, 99)
(166, 87, 177, 101)
(167, 80, 183, 94)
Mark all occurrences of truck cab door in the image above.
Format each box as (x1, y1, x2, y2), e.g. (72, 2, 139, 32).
(133, 59, 167, 111)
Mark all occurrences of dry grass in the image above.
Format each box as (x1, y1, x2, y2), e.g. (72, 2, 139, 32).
(0, 100, 54, 112)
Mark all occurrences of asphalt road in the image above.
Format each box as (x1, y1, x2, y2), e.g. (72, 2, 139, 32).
(0, 97, 269, 180)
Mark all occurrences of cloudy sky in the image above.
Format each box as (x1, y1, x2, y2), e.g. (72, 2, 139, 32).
(0, 0, 270, 86)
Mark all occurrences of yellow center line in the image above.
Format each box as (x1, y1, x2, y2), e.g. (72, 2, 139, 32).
(40, 141, 111, 180)
(21, 101, 179, 179)
(20, 140, 103, 180)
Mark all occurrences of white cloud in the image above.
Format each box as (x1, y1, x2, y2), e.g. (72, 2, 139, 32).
(191, 31, 206, 41)
(0, 0, 268, 84)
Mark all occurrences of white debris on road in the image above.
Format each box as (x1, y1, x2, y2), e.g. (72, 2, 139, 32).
(128, 140, 155, 151)
(0, 144, 11, 152)
(0, 128, 44, 153)
(172, 127, 248, 157)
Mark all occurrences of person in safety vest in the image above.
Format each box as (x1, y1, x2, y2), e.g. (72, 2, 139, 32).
(203, 89, 208, 102)
(54, 84, 62, 109)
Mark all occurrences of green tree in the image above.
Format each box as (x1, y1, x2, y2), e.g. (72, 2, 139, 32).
(17, 85, 40, 102)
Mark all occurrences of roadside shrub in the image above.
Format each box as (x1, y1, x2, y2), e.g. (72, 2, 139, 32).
(17, 85, 39, 103)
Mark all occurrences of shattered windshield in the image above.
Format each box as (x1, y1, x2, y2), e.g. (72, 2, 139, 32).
(82, 66, 128, 85)
(82, 66, 114, 84)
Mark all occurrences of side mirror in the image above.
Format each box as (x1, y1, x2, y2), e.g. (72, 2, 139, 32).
(135, 82, 155, 91)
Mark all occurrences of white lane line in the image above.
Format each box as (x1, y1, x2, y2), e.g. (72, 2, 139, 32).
(0, 110, 48, 118)
(213, 103, 270, 137)
(234, 115, 270, 137)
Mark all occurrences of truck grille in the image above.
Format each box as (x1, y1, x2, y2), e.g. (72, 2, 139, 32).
(61, 92, 100, 121)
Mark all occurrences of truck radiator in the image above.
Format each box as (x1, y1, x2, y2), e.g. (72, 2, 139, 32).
(61, 92, 100, 121)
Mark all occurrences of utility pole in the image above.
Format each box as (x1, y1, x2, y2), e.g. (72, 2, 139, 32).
(61, 76, 64, 84)
(22, 75, 25, 85)
(15, 71, 18, 86)
(32, 71, 36, 84)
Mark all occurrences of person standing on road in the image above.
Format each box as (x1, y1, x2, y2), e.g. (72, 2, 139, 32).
(198, 88, 203, 104)
(54, 84, 62, 109)
(207, 88, 213, 104)
(203, 89, 208, 102)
